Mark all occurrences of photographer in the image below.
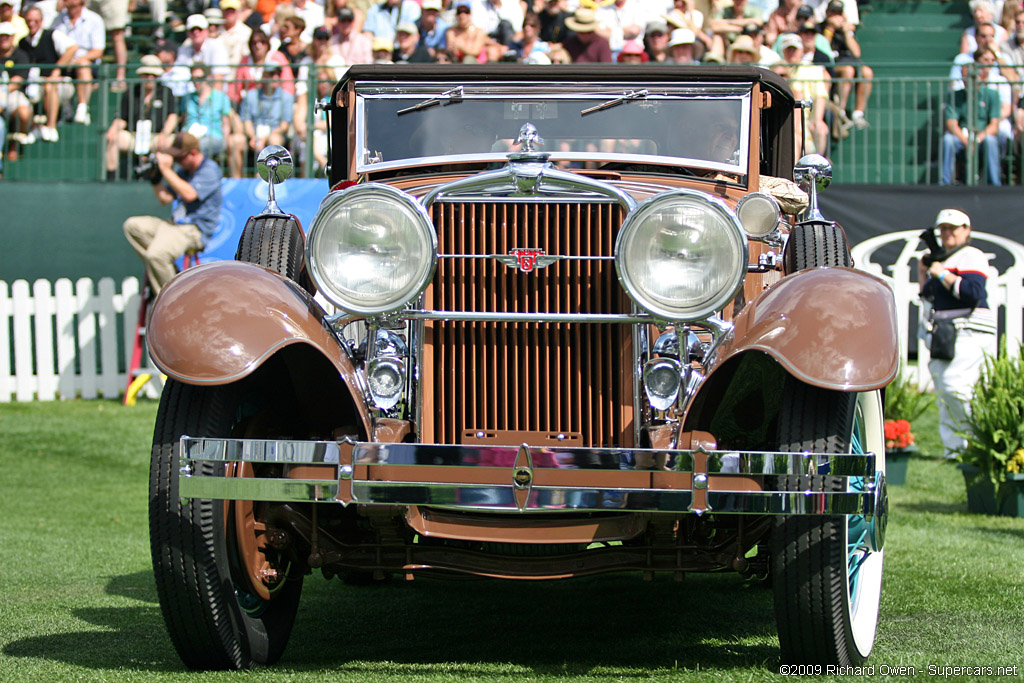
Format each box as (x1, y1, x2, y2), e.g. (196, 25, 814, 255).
(123, 131, 222, 296)
(105, 55, 179, 181)
(918, 209, 997, 459)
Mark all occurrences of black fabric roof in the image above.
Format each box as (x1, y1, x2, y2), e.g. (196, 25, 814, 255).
(337, 63, 794, 105)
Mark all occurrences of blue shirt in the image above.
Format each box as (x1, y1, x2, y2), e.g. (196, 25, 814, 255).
(363, 0, 421, 40)
(184, 89, 232, 140)
(241, 86, 295, 129)
(171, 157, 223, 241)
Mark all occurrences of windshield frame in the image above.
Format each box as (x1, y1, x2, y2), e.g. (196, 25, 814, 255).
(352, 81, 753, 179)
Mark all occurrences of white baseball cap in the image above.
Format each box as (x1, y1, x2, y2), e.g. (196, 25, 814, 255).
(935, 208, 970, 227)
(667, 28, 695, 47)
(186, 14, 210, 31)
(0, 22, 15, 36)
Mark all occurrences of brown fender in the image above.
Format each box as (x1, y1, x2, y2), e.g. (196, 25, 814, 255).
(147, 261, 371, 424)
(712, 267, 899, 391)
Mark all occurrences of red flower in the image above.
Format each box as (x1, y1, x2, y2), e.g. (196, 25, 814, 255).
(884, 419, 915, 450)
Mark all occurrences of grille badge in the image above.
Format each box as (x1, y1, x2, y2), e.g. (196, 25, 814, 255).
(495, 248, 562, 273)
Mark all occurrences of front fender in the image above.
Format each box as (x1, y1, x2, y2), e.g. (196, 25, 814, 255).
(711, 267, 899, 391)
(147, 261, 369, 418)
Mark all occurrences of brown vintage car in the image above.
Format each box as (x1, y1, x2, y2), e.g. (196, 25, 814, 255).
(146, 65, 898, 670)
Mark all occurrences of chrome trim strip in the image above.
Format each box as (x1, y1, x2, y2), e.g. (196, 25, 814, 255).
(178, 437, 879, 516)
(402, 310, 655, 323)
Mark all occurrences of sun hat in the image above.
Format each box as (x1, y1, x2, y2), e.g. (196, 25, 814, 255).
(565, 8, 600, 33)
(136, 54, 165, 76)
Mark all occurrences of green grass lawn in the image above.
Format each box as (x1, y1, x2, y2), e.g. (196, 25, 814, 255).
(1, 399, 1022, 682)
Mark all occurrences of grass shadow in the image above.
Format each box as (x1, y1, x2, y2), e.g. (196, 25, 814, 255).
(2, 571, 779, 674)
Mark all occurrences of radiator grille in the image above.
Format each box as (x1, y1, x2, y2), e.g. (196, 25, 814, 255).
(421, 202, 635, 448)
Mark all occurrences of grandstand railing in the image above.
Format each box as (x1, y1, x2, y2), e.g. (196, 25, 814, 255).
(4, 63, 1023, 185)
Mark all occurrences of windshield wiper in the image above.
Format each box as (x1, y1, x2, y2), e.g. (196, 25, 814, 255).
(397, 86, 464, 115)
(581, 89, 649, 116)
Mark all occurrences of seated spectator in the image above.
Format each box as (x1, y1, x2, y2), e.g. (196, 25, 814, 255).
(218, 0, 253, 67)
(563, 8, 612, 63)
(177, 14, 231, 87)
(643, 19, 670, 62)
(776, 32, 829, 155)
(942, 48, 1002, 186)
(290, 0, 325, 43)
(293, 32, 345, 173)
(1000, 0, 1023, 35)
(740, 22, 781, 66)
(330, 7, 373, 64)
(231, 29, 294, 106)
(364, 0, 421, 42)
(229, 61, 293, 178)
(51, 0, 105, 126)
(512, 13, 549, 62)
(371, 36, 394, 62)
(323, 0, 365, 36)
(1, 20, 31, 167)
(204, 8, 225, 39)
(392, 22, 432, 62)
(0, 0, 26, 42)
(446, 1, 485, 63)
(472, 0, 524, 62)
(595, 0, 645, 57)
(1002, 9, 1024, 78)
(962, 1, 1008, 55)
(278, 15, 309, 67)
(105, 56, 179, 180)
(616, 38, 647, 63)
(153, 38, 191, 97)
(416, 0, 448, 58)
(725, 34, 758, 63)
(666, 27, 698, 64)
(664, 0, 712, 58)
(182, 62, 232, 159)
(709, 0, 762, 59)
(538, 0, 573, 45)
(820, 0, 872, 130)
(18, 6, 77, 143)
(951, 23, 1015, 153)
(764, 0, 799, 46)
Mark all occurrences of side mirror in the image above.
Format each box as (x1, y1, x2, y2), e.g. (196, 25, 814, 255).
(256, 145, 293, 215)
(793, 154, 832, 222)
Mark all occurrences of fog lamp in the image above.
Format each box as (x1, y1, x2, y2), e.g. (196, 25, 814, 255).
(643, 358, 682, 411)
(367, 356, 405, 411)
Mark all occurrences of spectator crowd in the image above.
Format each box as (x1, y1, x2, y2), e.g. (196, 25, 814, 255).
(2, 0, 1023, 182)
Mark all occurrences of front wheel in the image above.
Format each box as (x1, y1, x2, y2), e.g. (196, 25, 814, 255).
(149, 379, 303, 670)
(771, 380, 885, 665)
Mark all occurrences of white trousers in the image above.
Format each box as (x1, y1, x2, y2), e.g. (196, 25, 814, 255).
(928, 329, 994, 458)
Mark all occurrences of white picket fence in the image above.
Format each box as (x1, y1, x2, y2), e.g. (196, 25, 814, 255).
(1, 277, 145, 402)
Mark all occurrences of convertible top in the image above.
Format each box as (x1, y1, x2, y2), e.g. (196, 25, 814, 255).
(336, 63, 795, 106)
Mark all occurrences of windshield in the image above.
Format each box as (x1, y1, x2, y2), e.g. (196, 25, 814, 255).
(355, 84, 751, 177)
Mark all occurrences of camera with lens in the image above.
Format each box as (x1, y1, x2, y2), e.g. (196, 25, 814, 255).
(134, 156, 163, 184)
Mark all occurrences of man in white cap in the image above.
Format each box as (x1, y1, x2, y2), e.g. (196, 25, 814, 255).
(176, 14, 230, 86)
(667, 27, 697, 63)
(918, 209, 997, 459)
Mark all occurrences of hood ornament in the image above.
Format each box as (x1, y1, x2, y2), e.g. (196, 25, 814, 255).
(516, 123, 544, 153)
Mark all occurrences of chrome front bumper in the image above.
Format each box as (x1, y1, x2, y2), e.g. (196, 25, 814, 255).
(178, 437, 886, 522)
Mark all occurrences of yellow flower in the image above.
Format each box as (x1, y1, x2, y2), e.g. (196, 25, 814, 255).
(1007, 449, 1024, 474)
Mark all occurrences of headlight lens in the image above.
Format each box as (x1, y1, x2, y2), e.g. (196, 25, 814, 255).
(615, 190, 747, 321)
(306, 184, 436, 314)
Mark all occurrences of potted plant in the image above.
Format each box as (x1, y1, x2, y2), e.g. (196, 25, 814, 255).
(956, 340, 1024, 517)
(883, 367, 934, 485)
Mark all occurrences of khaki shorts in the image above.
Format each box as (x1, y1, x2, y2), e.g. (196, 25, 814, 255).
(88, 0, 130, 30)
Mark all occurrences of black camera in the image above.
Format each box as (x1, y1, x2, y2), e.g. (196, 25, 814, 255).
(919, 228, 947, 266)
(134, 156, 162, 184)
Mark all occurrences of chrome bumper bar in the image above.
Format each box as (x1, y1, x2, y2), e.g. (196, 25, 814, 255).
(178, 438, 885, 518)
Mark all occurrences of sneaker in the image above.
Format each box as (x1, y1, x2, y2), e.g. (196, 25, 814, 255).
(21, 131, 36, 145)
(9, 132, 26, 144)
(40, 126, 59, 143)
(74, 103, 91, 125)
(851, 111, 870, 130)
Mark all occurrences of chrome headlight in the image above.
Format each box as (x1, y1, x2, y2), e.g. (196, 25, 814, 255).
(615, 190, 748, 321)
(306, 184, 437, 315)
(736, 192, 781, 238)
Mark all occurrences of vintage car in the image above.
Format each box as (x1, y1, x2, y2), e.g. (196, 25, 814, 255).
(146, 65, 898, 670)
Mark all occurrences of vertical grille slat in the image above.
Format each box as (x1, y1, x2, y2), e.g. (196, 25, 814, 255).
(424, 200, 633, 448)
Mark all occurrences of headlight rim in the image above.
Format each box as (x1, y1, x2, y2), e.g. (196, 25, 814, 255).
(306, 183, 438, 316)
(614, 188, 748, 322)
